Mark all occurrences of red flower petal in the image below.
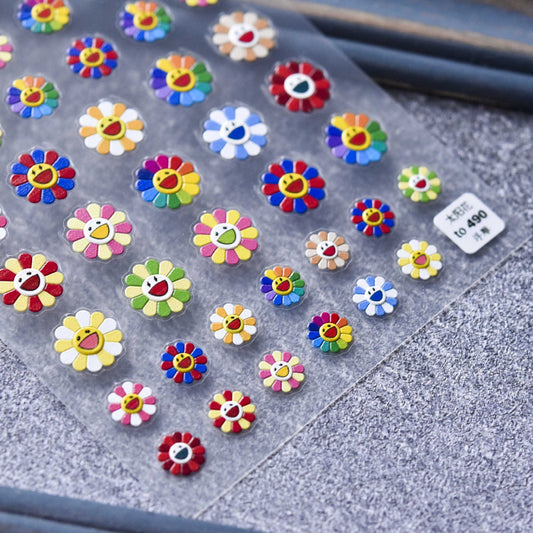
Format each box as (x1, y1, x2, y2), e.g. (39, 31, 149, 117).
(73, 40, 84, 51)
(351, 215, 362, 223)
(0, 269, 15, 281)
(27, 188, 42, 203)
(242, 412, 255, 422)
(189, 437, 200, 448)
(170, 463, 181, 475)
(373, 199, 382, 209)
(93, 37, 104, 48)
(269, 74, 286, 85)
(194, 355, 207, 364)
(303, 194, 319, 209)
(294, 160, 307, 174)
(171, 432, 182, 442)
(315, 78, 330, 89)
(314, 89, 330, 100)
(309, 95, 325, 110)
(161, 459, 173, 470)
(307, 177, 325, 189)
(40, 261, 58, 276)
(380, 224, 391, 234)
(10, 174, 28, 186)
(280, 196, 294, 212)
(239, 395, 251, 407)
(19, 153, 35, 168)
(275, 93, 290, 106)
(356, 202, 367, 211)
(29, 296, 42, 313)
(18, 253, 32, 269)
(180, 463, 190, 476)
(188, 460, 200, 472)
(174, 372, 183, 383)
(185, 342, 195, 355)
(222, 390, 233, 402)
(44, 150, 58, 165)
(161, 361, 173, 370)
(330, 313, 340, 324)
(158, 444, 170, 452)
(44, 284, 63, 297)
(209, 401, 221, 410)
(269, 82, 286, 96)
(190, 369, 202, 380)
(3, 290, 20, 305)
(58, 167, 75, 179)
(169, 156, 182, 170)
(232, 421, 242, 433)
(105, 51, 118, 60)
(182, 432, 192, 444)
(286, 97, 300, 112)
(383, 211, 394, 219)
(51, 185, 67, 199)
(300, 62, 313, 75)
(262, 184, 279, 196)
(364, 225, 373, 236)
(67, 55, 79, 64)
(80, 66, 91, 78)
(166, 344, 178, 356)
(164, 435, 176, 447)
(268, 163, 284, 178)
(213, 416, 224, 427)
(99, 65, 112, 76)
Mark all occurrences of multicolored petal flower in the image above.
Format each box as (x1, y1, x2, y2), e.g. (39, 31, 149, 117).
(259, 351, 304, 393)
(10, 149, 75, 204)
(158, 432, 205, 476)
(210, 303, 257, 346)
(0, 36, 13, 69)
(396, 240, 443, 280)
(150, 54, 212, 107)
(66, 36, 118, 79)
(261, 159, 325, 214)
(17, 0, 70, 34)
(307, 312, 352, 353)
(212, 11, 275, 62)
(269, 60, 330, 112)
(397, 166, 441, 202)
(78, 100, 144, 156)
(66, 203, 132, 260)
(202, 105, 267, 160)
(353, 276, 398, 317)
(325, 113, 387, 165)
(119, 2, 171, 42)
(54, 310, 123, 372)
(180, 0, 218, 6)
(260, 266, 305, 308)
(135, 154, 200, 209)
(160, 341, 207, 384)
(193, 209, 258, 265)
(6, 76, 59, 119)
(351, 198, 394, 237)
(124, 259, 191, 317)
(208, 390, 255, 434)
(108, 381, 156, 427)
(305, 231, 350, 271)
(0, 252, 63, 313)
(0, 209, 8, 242)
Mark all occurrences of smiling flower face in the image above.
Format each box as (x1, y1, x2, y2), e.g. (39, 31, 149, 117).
(351, 198, 395, 237)
(397, 166, 441, 202)
(208, 390, 255, 434)
(307, 312, 352, 353)
(353, 276, 398, 317)
(120, 2, 171, 42)
(7, 76, 59, 119)
(108, 381, 156, 427)
(18, 0, 70, 34)
(260, 266, 305, 308)
(161, 341, 207, 384)
(259, 351, 305, 393)
(0, 36, 13, 69)
(397, 240, 442, 280)
(210, 303, 257, 346)
(305, 231, 350, 271)
(67, 36, 118, 79)
(158, 432, 205, 476)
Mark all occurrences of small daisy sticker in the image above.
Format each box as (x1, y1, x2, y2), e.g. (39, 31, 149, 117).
(150, 54, 212, 107)
(202, 105, 267, 160)
(79, 100, 144, 156)
(0, 36, 13, 69)
(269, 60, 330, 112)
(160, 341, 207, 385)
(305, 231, 350, 271)
(262, 159, 325, 214)
(180, 0, 218, 6)
(7, 76, 59, 119)
(193, 209, 258, 265)
(18, 0, 70, 34)
(351, 198, 394, 237)
(0, 253, 63, 313)
(66, 36, 118, 79)
(135, 154, 200, 209)
(124, 259, 191, 317)
(397, 240, 443, 280)
(158, 432, 205, 477)
(307, 312, 352, 353)
(210, 303, 257, 346)
(353, 276, 398, 317)
(212, 11, 275, 62)
(325, 113, 387, 165)
(208, 390, 255, 434)
(259, 351, 305, 393)
(0, 209, 8, 241)
(398, 166, 441, 202)
(54, 310, 123, 372)
(260, 266, 305, 308)
(10, 149, 75, 204)
(108, 381, 156, 426)
(66, 203, 132, 260)
(119, 2, 171, 42)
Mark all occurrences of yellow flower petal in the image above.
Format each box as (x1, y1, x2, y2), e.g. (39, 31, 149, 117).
(211, 322, 223, 331)
(200, 212, 218, 228)
(419, 167, 429, 176)
(226, 210, 241, 225)
(232, 391, 243, 402)
(132, 263, 149, 279)
(193, 234, 211, 246)
(86, 203, 101, 218)
(0, 281, 14, 294)
(90, 312, 105, 328)
(125, 286, 143, 298)
(98, 350, 115, 367)
(54, 340, 73, 352)
(113, 233, 131, 246)
(340, 333, 353, 343)
(173, 278, 191, 290)
(221, 420, 232, 433)
(208, 409, 220, 419)
(263, 376, 275, 387)
(182, 183, 200, 196)
(104, 330, 123, 342)
(67, 217, 85, 230)
(242, 404, 255, 414)
(402, 167, 413, 177)
(45, 272, 63, 284)
(167, 297, 184, 313)
(235, 245, 251, 261)
(411, 268, 420, 279)
(72, 354, 87, 372)
(427, 190, 438, 200)
(282, 381, 292, 393)
(108, 211, 126, 225)
(63, 315, 80, 332)
(240, 227, 258, 239)
(397, 258, 409, 266)
(419, 241, 429, 251)
(13, 79, 27, 91)
(155, 58, 175, 73)
(401, 243, 414, 254)
(238, 418, 251, 430)
(331, 116, 349, 131)
(72, 238, 89, 253)
(183, 172, 200, 184)
(143, 300, 157, 316)
(213, 393, 226, 405)
(159, 260, 174, 276)
(223, 333, 233, 344)
(38, 291, 55, 307)
(211, 247, 226, 264)
(14, 295, 28, 312)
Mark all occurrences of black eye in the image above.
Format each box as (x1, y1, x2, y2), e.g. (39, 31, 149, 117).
(76, 336, 80, 341)
(85, 329, 90, 333)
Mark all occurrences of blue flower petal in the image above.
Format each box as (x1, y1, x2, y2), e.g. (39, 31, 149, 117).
(344, 150, 357, 164)
(191, 347, 203, 358)
(308, 188, 325, 200)
(136, 168, 154, 181)
(16, 183, 32, 197)
(386, 297, 398, 306)
(150, 67, 167, 79)
(326, 125, 342, 136)
(308, 330, 320, 340)
(366, 276, 375, 286)
(31, 149, 45, 163)
(293, 198, 307, 214)
(262, 173, 280, 185)
(358, 300, 369, 311)
(281, 159, 293, 173)
(356, 150, 370, 165)
(209, 139, 226, 154)
(57, 178, 75, 190)
(101, 43, 113, 53)
(189, 88, 205, 103)
(273, 294, 283, 306)
(179, 91, 194, 107)
(42, 189, 55, 204)
(20, 106, 32, 118)
(282, 295, 292, 306)
(91, 68, 102, 79)
(312, 337, 323, 348)
(53, 157, 70, 171)
(250, 135, 266, 147)
(204, 119, 222, 130)
(71, 62, 83, 73)
(289, 292, 300, 303)
(363, 198, 373, 209)
(175, 342, 185, 353)
(183, 373, 193, 384)
(166, 368, 176, 378)
(195, 364, 207, 374)
(383, 282, 393, 291)
(383, 219, 395, 228)
(235, 145, 248, 160)
(161, 352, 174, 362)
(246, 113, 261, 126)
(376, 305, 385, 316)
(167, 91, 181, 106)
(373, 226, 383, 237)
(223, 106, 235, 120)
(366, 147, 382, 161)
(136, 179, 154, 192)
(353, 286, 365, 295)
(11, 163, 29, 174)
(141, 188, 158, 202)
(67, 47, 80, 56)
(303, 166, 318, 180)
(269, 192, 285, 206)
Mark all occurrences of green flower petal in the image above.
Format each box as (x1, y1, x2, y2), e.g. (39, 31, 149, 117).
(370, 130, 387, 141)
(176, 190, 192, 205)
(196, 82, 212, 95)
(168, 267, 184, 282)
(192, 62, 206, 74)
(372, 141, 387, 154)
(153, 192, 167, 208)
(321, 341, 330, 352)
(289, 271, 300, 281)
(330, 341, 340, 353)
(131, 295, 148, 310)
(167, 193, 181, 209)
(403, 188, 414, 197)
(366, 121, 381, 133)
(428, 171, 437, 179)
(294, 287, 305, 296)
(431, 185, 441, 194)
(49, 20, 63, 31)
(410, 166, 419, 174)
(293, 279, 305, 288)
(399, 175, 409, 182)
(145, 259, 160, 276)
(196, 72, 212, 83)
(173, 289, 190, 303)
(125, 274, 144, 286)
(337, 338, 348, 350)
(157, 301, 171, 317)
(420, 193, 429, 202)
(45, 98, 58, 108)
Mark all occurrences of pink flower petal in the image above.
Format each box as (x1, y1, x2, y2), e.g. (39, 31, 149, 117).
(200, 243, 217, 257)
(194, 223, 212, 235)
(139, 410, 151, 421)
(74, 208, 91, 223)
(213, 209, 227, 224)
(155, 154, 168, 169)
(114, 386, 125, 397)
(114, 222, 132, 234)
(282, 352, 292, 362)
(292, 365, 305, 373)
(0, 44, 13, 53)
(133, 383, 143, 394)
(144, 396, 156, 404)
(225, 249, 239, 265)
(84, 243, 99, 259)
(264, 354, 275, 365)
(259, 370, 271, 379)
(321, 312, 330, 323)
(121, 413, 131, 425)
(66, 229, 84, 242)
(144, 159, 160, 173)
(288, 378, 300, 389)
(100, 204, 115, 219)
(241, 238, 258, 251)
(272, 380, 282, 392)
(108, 239, 124, 256)
(108, 403, 121, 412)
(235, 217, 252, 230)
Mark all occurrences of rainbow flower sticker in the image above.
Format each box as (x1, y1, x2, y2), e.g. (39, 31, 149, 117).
(351, 198, 395, 237)
(66, 36, 118, 79)
(260, 266, 305, 308)
(18, 0, 70, 34)
(119, 2, 171, 42)
(0, 36, 13, 69)
(7, 76, 59, 119)
(181, 0, 218, 6)
(160, 341, 208, 385)
(307, 312, 352, 353)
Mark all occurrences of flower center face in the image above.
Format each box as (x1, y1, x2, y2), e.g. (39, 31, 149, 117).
(408, 173, 431, 192)
(83, 218, 115, 245)
(97, 116, 126, 141)
(341, 126, 371, 151)
(73, 326, 104, 355)
(223, 314, 244, 333)
(133, 11, 158, 30)
(13, 268, 45, 297)
(168, 442, 192, 464)
(20, 87, 45, 108)
(166, 68, 196, 92)
(27, 163, 58, 189)
(283, 73, 316, 99)
(316, 240, 337, 259)
(141, 274, 173, 301)
(271, 361, 292, 381)
(210, 223, 241, 250)
(410, 251, 429, 269)
(153, 168, 183, 194)
(228, 23, 259, 48)
(362, 207, 383, 226)
(31, 3, 55, 22)
(272, 276, 293, 295)
(365, 286, 386, 305)
(319, 322, 341, 342)
(172, 352, 195, 373)
(220, 400, 242, 421)
(220, 120, 250, 145)
(279, 173, 309, 199)
(80, 47, 104, 67)
(120, 393, 144, 414)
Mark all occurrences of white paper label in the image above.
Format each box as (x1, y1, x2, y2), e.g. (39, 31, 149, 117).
(433, 193, 505, 254)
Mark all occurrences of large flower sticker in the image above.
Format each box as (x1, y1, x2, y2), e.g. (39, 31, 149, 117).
(160, 341, 207, 385)
(307, 312, 352, 353)
(193, 209, 258, 265)
(7, 76, 59, 119)
(353, 276, 398, 317)
(209, 303, 257, 346)
(124, 259, 191, 317)
(78, 100, 144, 156)
(261, 159, 325, 214)
(54, 310, 123, 372)
(305, 231, 350, 271)
(212, 11, 275, 62)
(18, 0, 70, 34)
(269, 60, 330, 112)
(0, 253, 63, 313)
(0, 36, 13, 69)
(158, 432, 205, 477)
(108, 382, 156, 427)
(260, 266, 305, 308)
(259, 351, 305, 393)
(135, 154, 200, 209)
(119, 2, 171, 42)
(325, 113, 387, 165)
(397, 166, 441, 202)
(66, 36, 118, 79)
(208, 390, 255, 434)
(66, 203, 132, 260)
(397, 240, 443, 280)
(10, 149, 75, 205)
(351, 198, 394, 237)
(202, 105, 267, 160)
(150, 54, 212, 107)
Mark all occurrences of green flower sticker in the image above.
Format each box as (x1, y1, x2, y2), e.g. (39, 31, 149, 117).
(397, 166, 441, 202)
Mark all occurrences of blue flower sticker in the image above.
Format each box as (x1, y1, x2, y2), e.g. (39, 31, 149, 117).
(352, 275, 398, 317)
(160, 341, 207, 385)
(351, 198, 395, 237)
(260, 266, 305, 308)
(66, 36, 118, 79)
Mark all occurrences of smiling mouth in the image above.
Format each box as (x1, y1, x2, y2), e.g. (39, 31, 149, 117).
(227, 126, 245, 140)
(159, 175, 177, 190)
(217, 229, 236, 245)
(33, 168, 53, 184)
(25, 91, 41, 103)
(225, 405, 240, 418)
(292, 81, 309, 94)
(369, 290, 383, 302)
(276, 366, 289, 378)
(415, 179, 427, 188)
(20, 274, 40, 292)
(39, 8, 51, 18)
(125, 397, 140, 411)
(79, 332, 100, 350)
(239, 31, 255, 43)
(322, 245, 336, 257)
(103, 121, 122, 136)
(177, 355, 193, 369)
(85, 52, 100, 63)
(149, 280, 169, 296)
(414, 254, 428, 265)
(350, 132, 367, 145)
(285, 179, 303, 194)
(90, 224, 109, 240)
(324, 326, 338, 338)
(227, 318, 241, 330)
(173, 74, 191, 88)
(367, 211, 381, 223)
(276, 280, 291, 292)
(140, 15, 153, 26)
